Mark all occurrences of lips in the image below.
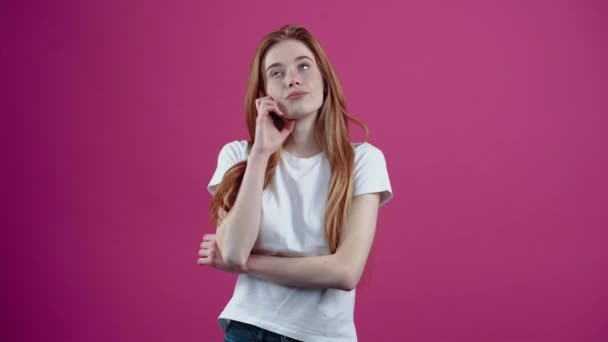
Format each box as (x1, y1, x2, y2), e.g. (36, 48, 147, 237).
(286, 91, 308, 99)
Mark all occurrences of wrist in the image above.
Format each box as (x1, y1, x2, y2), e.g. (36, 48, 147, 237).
(248, 150, 271, 164)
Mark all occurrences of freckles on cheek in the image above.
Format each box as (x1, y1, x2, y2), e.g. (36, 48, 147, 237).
(266, 86, 277, 98)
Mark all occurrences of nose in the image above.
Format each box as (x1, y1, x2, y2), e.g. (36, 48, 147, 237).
(285, 68, 301, 87)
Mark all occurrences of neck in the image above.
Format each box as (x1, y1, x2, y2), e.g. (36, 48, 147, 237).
(283, 112, 322, 158)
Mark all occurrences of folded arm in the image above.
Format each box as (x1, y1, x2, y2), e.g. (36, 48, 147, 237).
(216, 153, 268, 266)
(243, 193, 381, 291)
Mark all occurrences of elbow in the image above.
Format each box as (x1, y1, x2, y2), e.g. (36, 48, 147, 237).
(223, 255, 248, 269)
(217, 230, 249, 268)
(336, 266, 359, 292)
(221, 248, 249, 269)
(339, 277, 357, 292)
(223, 256, 247, 268)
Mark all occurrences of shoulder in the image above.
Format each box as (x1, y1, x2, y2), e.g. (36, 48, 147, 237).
(351, 141, 387, 164)
(217, 139, 250, 162)
(351, 141, 390, 181)
(220, 139, 249, 154)
(350, 141, 393, 206)
(207, 140, 250, 195)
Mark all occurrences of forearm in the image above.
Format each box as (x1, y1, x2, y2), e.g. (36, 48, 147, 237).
(243, 253, 351, 291)
(217, 153, 268, 266)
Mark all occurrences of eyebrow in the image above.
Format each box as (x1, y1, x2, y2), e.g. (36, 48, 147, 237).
(265, 56, 313, 72)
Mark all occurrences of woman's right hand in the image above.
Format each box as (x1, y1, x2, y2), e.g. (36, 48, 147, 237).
(251, 96, 295, 159)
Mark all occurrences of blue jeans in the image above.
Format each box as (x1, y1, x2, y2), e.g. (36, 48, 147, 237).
(224, 320, 303, 342)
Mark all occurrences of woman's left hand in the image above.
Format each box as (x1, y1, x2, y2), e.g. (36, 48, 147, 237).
(197, 234, 244, 273)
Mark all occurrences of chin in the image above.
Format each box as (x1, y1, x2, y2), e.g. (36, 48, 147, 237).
(285, 111, 311, 121)
(286, 105, 321, 120)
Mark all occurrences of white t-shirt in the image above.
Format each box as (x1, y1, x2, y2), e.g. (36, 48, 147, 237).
(207, 140, 393, 342)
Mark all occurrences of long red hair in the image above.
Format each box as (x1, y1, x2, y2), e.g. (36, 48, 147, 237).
(210, 25, 368, 254)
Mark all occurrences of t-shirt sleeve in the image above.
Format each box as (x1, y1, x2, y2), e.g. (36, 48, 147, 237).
(353, 143, 393, 207)
(207, 140, 249, 195)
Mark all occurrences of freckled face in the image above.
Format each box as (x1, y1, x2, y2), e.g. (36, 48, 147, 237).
(263, 39, 324, 120)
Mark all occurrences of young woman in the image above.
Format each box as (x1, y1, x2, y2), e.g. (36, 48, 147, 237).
(197, 25, 393, 342)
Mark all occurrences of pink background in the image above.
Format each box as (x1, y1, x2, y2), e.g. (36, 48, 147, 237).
(3, 0, 607, 341)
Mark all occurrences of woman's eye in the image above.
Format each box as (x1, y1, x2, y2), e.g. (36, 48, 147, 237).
(270, 71, 283, 78)
(299, 63, 310, 71)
